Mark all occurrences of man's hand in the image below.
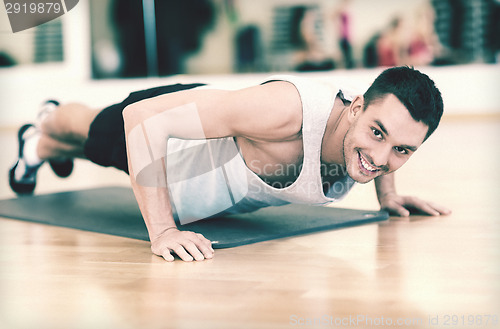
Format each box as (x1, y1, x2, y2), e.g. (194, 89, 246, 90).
(151, 228, 215, 262)
(378, 192, 452, 217)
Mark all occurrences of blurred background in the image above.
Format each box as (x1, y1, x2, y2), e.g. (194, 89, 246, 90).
(2, 0, 500, 75)
(0, 0, 499, 126)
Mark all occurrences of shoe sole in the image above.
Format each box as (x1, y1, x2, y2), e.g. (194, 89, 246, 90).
(9, 124, 37, 194)
(49, 159, 74, 178)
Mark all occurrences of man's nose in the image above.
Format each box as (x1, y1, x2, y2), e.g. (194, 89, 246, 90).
(370, 144, 391, 168)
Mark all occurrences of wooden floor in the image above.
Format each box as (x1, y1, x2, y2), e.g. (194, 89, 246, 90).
(0, 117, 499, 329)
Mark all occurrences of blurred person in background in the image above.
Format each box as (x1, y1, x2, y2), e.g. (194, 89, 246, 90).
(332, 0, 354, 69)
(290, 6, 335, 71)
(372, 3, 444, 68)
(376, 17, 409, 67)
(407, 2, 442, 66)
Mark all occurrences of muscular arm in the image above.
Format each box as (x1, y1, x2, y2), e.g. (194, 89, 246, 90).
(123, 82, 302, 261)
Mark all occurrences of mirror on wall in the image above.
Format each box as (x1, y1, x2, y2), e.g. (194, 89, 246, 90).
(1, 0, 499, 77)
(0, 16, 64, 66)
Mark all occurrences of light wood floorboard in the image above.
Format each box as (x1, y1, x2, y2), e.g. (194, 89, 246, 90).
(0, 118, 499, 329)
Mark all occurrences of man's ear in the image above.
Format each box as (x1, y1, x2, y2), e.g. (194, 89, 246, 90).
(347, 95, 364, 124)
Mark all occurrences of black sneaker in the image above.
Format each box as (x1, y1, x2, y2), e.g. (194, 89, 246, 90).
(37, 100, 74, 178)
(9, 124, 43, 195)
(49, 159, 74, 178)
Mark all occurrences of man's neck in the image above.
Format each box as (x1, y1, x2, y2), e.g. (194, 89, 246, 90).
(321, 95, 350, 165)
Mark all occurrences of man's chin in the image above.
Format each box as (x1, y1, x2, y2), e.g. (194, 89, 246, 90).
(352, 176, 375, 184)
(347, 167, 380, 184)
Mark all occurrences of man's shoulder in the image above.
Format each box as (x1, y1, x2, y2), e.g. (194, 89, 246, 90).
(221, 80, 303, 141)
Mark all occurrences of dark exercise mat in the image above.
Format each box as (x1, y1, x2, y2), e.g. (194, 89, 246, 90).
(0, 187, 388, 249)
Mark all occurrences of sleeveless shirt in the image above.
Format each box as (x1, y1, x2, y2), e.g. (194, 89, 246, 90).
(165, 75, 356, 225)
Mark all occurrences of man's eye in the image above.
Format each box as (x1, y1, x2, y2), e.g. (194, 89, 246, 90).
(394, 146, 408, 154)
(372, 128, 382, 139)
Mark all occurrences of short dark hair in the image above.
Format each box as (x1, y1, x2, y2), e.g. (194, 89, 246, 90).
(363, 66, 444, 141)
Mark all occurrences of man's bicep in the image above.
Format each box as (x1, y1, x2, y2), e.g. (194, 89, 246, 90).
(124, 80, 301, 141)
(211, 81, 302, 140)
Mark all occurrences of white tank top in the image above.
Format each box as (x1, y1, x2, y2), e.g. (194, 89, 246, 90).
(166, 75, 356, 225)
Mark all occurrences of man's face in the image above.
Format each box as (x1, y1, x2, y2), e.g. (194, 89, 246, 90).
(343, 94, 429, 184)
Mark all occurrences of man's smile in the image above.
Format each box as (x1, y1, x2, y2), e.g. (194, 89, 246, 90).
(357, 151, 379, 175)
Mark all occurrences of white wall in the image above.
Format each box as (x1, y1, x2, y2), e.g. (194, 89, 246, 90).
(1, 63, 499, 128)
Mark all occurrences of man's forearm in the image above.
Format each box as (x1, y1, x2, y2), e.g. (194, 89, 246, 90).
(375, 173, 397, 203)
(122, 101, 173, 236)
(129, 166, 214, 262)
(124, 107, 177, 241)
(131, 182, 177, 241)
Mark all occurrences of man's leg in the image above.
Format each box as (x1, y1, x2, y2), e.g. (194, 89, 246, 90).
(37, 102, 99, 160)
(9, 101, 99, 194)
(37, 134, 86, 160)
(9, 83, 205, 195)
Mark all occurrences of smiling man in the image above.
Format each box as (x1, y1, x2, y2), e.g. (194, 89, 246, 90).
(9, 66, 451, 262)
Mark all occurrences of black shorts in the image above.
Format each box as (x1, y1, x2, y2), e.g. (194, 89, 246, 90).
(83, 83, 204, 174)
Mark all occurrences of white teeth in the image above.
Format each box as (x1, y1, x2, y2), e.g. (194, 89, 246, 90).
(360, 154, 377, 172)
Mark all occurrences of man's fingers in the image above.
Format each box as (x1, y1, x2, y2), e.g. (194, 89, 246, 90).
(161, 252, 175, 262)
(383, 200, 410, 217)
(169, 236, 214, 262)
(195, 233, 215, 258)
(152, 230, 215, 262)
(196, 233, 213, 249)
(407, 197, 449, 216)
(182, 234, 214, 261)
(428, 201, 452, 215)
(155, 243, 194, 262)
(382, 195, 452, 218)
(180, 240, 205, 261)
(172, 244, 194, 262)
(402, 198, 452, 216)
(390, 205, 409, 217)
(385, 207, 409, 217)
(409, 199, 439, 216)
(397, 207, 410, 217)
(419, 205, 440, 216)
